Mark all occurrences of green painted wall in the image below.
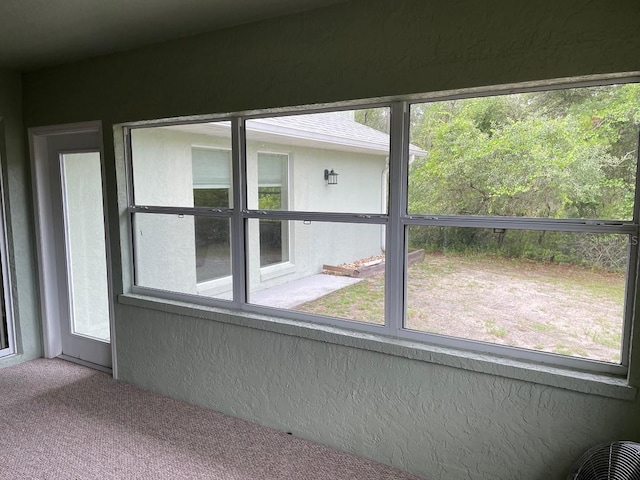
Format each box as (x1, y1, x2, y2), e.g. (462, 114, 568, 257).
(22, 0, 640, 125)
(18, 0, 640, 478)
(0, 70, 41, 367)
(115, 302, 640, 479)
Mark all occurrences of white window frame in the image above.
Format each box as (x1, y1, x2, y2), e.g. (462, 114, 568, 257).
(124, 76, 640, 378)
(256, 150, 292, 273)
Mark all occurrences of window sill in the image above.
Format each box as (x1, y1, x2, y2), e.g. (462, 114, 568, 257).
(0, 351, 16, 360)
(118, 293, 637, 401)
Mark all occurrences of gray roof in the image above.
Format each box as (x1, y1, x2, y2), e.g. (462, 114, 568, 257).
(169, 111, 426, 156)
(249, 112, 426, 156)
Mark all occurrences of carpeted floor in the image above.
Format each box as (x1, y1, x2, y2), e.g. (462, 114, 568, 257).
(0, 358, 422, 479)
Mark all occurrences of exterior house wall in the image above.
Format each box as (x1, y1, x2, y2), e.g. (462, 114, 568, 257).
(19, 0, 640, 479)
(131, 126, 386, 297)
(130, 128, 200, 294)
(244, 139, 386, 293)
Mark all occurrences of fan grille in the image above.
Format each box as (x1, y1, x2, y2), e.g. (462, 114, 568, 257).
(570, 442, 640, 480)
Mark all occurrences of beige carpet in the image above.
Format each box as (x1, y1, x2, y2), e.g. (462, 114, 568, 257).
(0, 358, 421, 480)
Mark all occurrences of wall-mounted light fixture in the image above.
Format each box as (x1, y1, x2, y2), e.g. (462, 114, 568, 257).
(324, 169, 339, 185)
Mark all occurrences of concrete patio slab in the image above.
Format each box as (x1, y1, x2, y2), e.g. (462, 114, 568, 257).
(250, 274, 361, 309)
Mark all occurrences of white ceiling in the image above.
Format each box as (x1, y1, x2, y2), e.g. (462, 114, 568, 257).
(0, 0, 347, 71)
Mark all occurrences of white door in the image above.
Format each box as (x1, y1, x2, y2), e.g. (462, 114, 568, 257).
(31, 125, 113, 370)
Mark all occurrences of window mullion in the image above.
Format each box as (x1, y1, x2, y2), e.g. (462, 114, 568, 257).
(385, 101, 410, 336)
(128, 205, 233, 217)
(622, 235, 639, 371)
(231, 117, 247, 306)
(625, 133, 640, 383)
(404, 215, 638, 234)
(241, 210, 387, 223)
(123, 126, 138, 292)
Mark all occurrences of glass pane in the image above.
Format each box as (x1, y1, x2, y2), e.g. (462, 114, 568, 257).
(196, 217, 232, 283)
(133, 213, 232, 300)
(406, 226, 628, 363)
(194, 188, 230, 208)
(258, 153, 287, 191)
(130, 122, 232, 207)
(62, 153, 110, 342)
(259, 220, 288, 267)
(245, 108, 393, 214)
(247, 219, 385, 325)
(408, 84, 640, 220)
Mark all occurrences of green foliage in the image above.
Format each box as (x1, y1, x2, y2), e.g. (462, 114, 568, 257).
(354, 108, 390, 134)
(406, 84, 640, 270)
(258, 187, 282, 210)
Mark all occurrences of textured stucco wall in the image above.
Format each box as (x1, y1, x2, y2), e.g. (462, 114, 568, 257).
(0, 70, 41, 367)
(18, 0, 640, 478)
(115, 303, 640, 480)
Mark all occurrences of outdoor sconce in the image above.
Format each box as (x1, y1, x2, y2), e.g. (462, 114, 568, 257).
(324, 169, 339, 185)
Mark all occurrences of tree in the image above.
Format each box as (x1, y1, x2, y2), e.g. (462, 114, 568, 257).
(354, 108, 390, 134)
(406, 84, 640, 268)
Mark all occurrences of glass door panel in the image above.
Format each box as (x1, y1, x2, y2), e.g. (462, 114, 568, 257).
(61, 152, 110, 342)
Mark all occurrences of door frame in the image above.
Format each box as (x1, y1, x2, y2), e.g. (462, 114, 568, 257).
(0, 147, 15, 359)
(29, 121, 117, 376)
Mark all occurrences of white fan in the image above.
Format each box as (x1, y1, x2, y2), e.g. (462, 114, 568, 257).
(569, 442, 640, 480)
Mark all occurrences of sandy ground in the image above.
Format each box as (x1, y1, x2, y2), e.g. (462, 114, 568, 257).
(300, 254, 625, 363)
(405, 255, 625, 363)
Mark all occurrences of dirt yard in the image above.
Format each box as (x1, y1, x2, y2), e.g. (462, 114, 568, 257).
(298, 253, 626, 363)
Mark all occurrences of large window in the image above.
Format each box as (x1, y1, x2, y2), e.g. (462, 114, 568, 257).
(243, 111, 391, 321)
(405, 84, 639, 368)
(126, 80, 640, 375)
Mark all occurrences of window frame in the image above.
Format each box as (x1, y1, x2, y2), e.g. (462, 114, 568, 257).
(0, 158, 15, 359)
(397, 90, 640, 375)
(255, 151, 291, 270)
(123, 76, 640, 377)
